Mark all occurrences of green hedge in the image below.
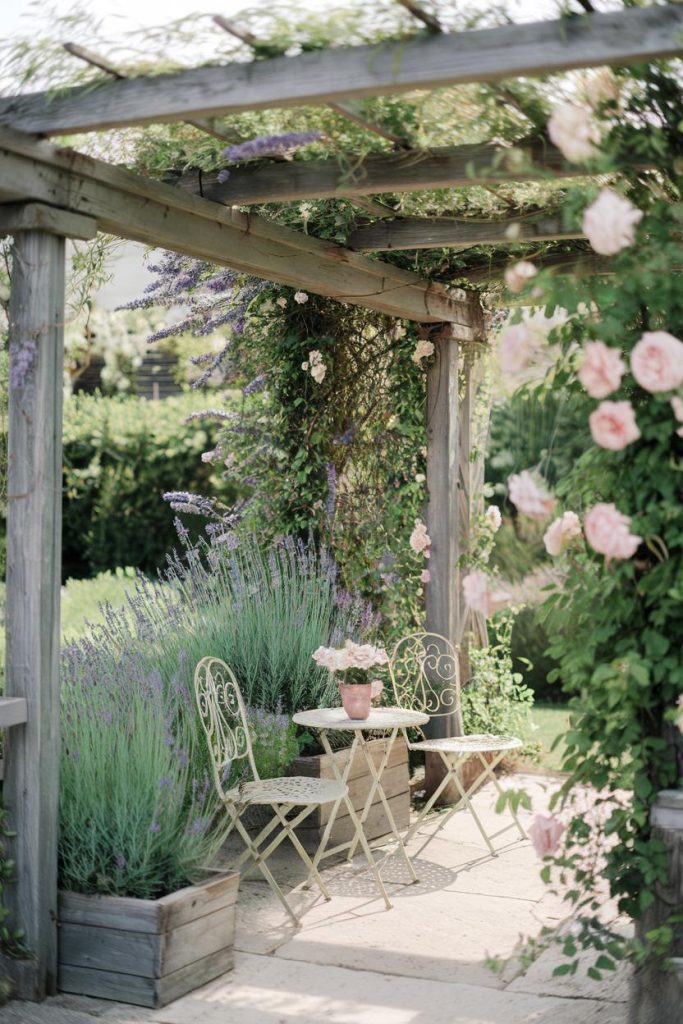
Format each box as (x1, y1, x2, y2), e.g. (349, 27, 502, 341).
(62, 393, 237, 578)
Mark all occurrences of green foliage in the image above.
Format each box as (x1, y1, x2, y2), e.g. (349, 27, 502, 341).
(59, 534, 368, 897)
(213, 290, 430, 635)
(61, 392, 238, 578)
(511, 604, 561, 702)
(60, 655, 226, 899)
(164, 534, 377, 715)
(462, 611, 536, 753)
(0, 800, 31, 1002)
(528, 65, 683, 964)
(241, 707, 301, 782)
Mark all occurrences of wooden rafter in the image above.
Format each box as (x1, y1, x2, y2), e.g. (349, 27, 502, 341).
(1, 7, 680, 135)
(211, 16, 408, 147)
(0, 127, 477, 326)
(347, 214, 583, 251)
(176, 138, 578, 206)
(62, 41, 242, 143)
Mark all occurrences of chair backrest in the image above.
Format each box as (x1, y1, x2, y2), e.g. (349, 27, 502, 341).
(388, 632, 462, 729)
(194, 656, 259, 800)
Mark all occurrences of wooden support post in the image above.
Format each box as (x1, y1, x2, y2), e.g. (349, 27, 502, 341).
(3, 227, 67, 999)
(424, 306, 487, 800)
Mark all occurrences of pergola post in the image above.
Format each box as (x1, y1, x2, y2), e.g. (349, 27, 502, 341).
(2, 208, 94, 1000)
(424, 307, 487, 798)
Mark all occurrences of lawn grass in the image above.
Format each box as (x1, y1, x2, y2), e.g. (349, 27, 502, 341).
(0, 568, 139, 684)
(526, 702, 571, 773)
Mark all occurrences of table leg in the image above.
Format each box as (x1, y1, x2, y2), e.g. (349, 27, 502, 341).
(356, 730, 419, 884)
(312, 729, 392, 910)
(346, 727, 396, 862)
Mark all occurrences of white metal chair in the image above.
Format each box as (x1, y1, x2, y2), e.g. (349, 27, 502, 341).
(388, 632, 527, 856)
(194, 656, 347, 924)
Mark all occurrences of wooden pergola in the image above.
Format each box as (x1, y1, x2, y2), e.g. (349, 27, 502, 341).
(0, 2, 681, 1001)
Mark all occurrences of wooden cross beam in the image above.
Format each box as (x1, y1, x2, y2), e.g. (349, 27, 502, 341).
(0, 7, 680, 135)
(347, 214, 583, 251)
(176, 138, 576, 206)
(0, 127, 477, 327)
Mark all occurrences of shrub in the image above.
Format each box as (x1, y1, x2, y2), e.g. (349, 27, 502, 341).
(61, 392, 239, 579)
(58, 535, 374, 896)
(462, 612, 536, 753)
(60, 638, 225, 899)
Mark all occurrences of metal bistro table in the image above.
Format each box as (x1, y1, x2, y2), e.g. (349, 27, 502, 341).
(292, 706, 429, 909)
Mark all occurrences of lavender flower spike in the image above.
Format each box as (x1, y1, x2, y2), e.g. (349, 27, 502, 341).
(221, 132, 323, 165)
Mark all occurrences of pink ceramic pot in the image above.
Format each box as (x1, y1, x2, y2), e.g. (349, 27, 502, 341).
(338, 680, 383, 720)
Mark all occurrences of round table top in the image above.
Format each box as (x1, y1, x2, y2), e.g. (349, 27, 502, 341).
(292, 706, 430, 731)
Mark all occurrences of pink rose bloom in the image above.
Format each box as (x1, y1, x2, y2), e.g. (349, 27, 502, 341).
(420, 569, 431, 583)
(504, 261, 538, 294)
(584, 502, 642, 560)
(529, 814, 565, 858)
(410, 520, 431, 554)
(508, 471, 556, 520)
(548, 103, 601, 163)
(543, 511, 582, 557)
(499, 322, 538, 375)
(582, 189, 643, 256)
(589, 400, 640, 451)
(578, 341, 626, 398)
(631, 331, 683, 393)
(462, 571, 510, 618)
(671, 396, 683, 438)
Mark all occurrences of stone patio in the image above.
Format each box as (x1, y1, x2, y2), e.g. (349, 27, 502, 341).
(2, 773, 630, 1024)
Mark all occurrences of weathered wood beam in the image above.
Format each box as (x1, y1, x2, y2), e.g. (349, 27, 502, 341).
(62, 42, 242, 143)
(466, 249, 613, 284)
(0, 697, 28, 728)
(1, 7, 680, 135)
(178, 138, 577, 207)
(211, 16, 408, 147)
(0, 202, 97, 241)
(0, 127, 475, 325)
(4, 226, 65, 1000)
(348, 214, 583, 251)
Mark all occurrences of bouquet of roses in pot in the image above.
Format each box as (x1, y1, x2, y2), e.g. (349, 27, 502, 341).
(312, 640, 389, 720)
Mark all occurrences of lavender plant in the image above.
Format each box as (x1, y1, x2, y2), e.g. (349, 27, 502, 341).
(60, 621, 226, 899)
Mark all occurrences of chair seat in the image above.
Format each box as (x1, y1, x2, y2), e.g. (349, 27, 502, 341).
(236, 776, 347, 806)
(410, 734, 523, 754)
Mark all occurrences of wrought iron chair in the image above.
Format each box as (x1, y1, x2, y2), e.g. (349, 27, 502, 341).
(388, 633, 526, 856)
(194, 656, 347, 924)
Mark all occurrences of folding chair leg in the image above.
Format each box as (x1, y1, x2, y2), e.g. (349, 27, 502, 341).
(477, 752, 528, 840)
(233, 816, 301, 925)
(269, 804, 332, 901)
(402, 760, 458, 847)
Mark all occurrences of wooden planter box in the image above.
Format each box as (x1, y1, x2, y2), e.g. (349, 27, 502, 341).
(289, 736, 410, 852)
(58, 871, 239, 1008)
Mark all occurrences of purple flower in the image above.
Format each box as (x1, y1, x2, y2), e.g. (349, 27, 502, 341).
(243, 373, 266, 396)
(114, 853, 126, 869)
(159, 775, 173, 788)
(217, 169, 230, 184)
(221, 132, 322, 165)
(10, 337, 37, 390)
(150, 821, 161, 834)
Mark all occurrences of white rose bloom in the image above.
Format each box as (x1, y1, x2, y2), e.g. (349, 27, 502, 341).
(548, 102, 601, 163)
(582, 189, 643, 256)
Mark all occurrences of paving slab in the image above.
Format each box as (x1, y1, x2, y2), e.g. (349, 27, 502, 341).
(146, 952, 626, 1024)
(1, 773, 629, 1024)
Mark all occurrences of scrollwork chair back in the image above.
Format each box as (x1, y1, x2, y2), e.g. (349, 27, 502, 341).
(194, 656, 258, 800)
(388, 632, 463, 730)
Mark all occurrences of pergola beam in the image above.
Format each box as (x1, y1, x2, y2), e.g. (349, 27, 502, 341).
(348, 214, 583, 251)
(177, 138, 577, 206)
(0, 127, 475, 326)
(0, 7, 681, 135)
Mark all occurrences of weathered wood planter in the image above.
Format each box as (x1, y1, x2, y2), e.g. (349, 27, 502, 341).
(290, 736, 410, 851)
(58, 871, 239, 1008)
